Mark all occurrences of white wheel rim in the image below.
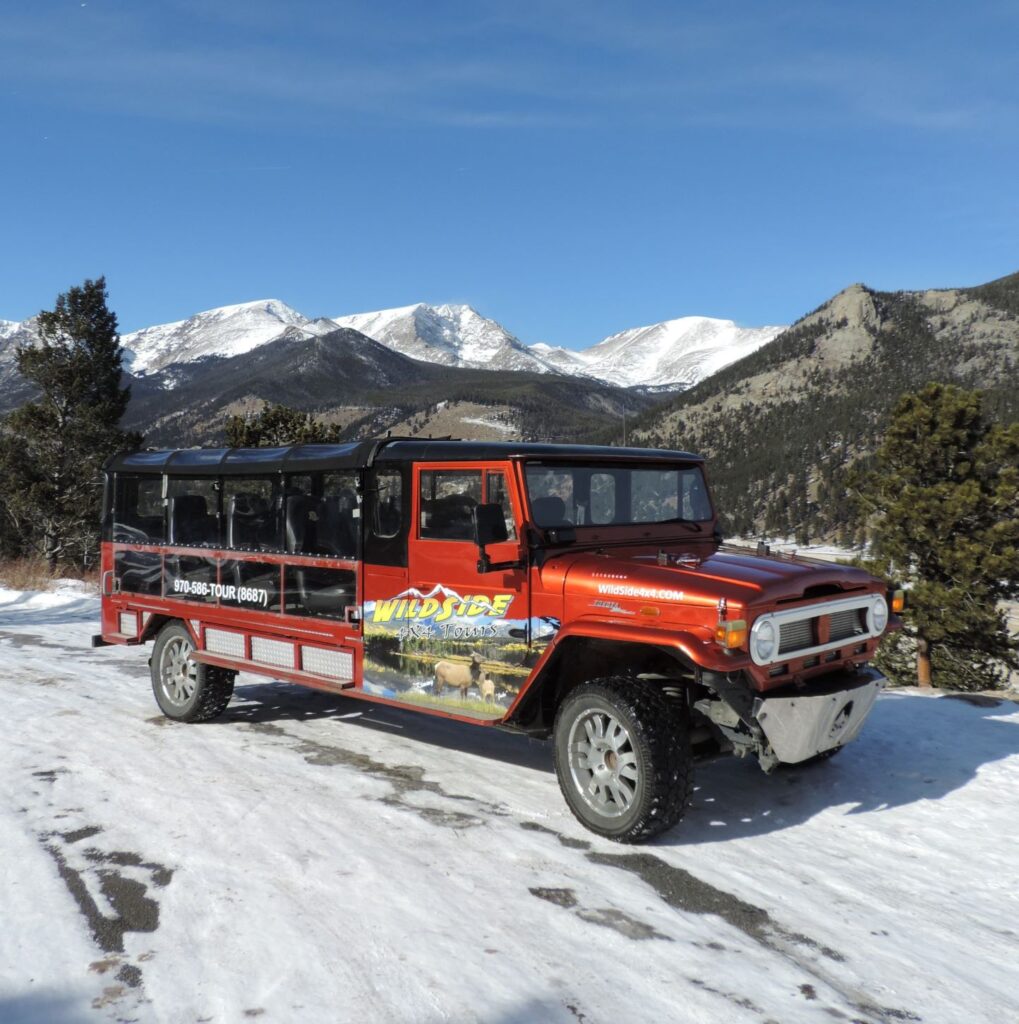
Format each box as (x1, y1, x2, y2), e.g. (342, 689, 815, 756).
(160, 635, 198, 707)
(567, 709, 640, 819)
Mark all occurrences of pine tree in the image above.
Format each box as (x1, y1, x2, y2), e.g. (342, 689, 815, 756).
(0, 277, 140, 567)
(861, 383, 1019, 690)
(224, 402, 342, 447)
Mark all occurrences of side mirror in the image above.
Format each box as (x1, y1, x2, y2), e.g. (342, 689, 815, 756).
(473, 503, 512, 573)
(473, 503, 509, 547)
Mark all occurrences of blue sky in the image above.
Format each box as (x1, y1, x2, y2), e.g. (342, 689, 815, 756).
(2, 1, 1017, 347)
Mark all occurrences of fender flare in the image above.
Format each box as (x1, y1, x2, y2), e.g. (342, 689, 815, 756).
(504, 618, 729, 724)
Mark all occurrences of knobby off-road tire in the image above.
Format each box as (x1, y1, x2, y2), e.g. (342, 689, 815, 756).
(150, 622, 235, 723)
(553, 676, 694, 843)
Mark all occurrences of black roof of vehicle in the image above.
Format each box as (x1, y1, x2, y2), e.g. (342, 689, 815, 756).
(105, 438, 704, 476)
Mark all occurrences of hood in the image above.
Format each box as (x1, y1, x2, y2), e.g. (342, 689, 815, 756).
(552, 544, 874, 609)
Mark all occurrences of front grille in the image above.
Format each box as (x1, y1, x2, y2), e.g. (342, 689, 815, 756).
(751, 595, 879, 666)
(778, 617, 814, 654)
(829, 608, 864, 642)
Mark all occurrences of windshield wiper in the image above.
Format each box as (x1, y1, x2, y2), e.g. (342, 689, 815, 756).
(655, 518, 704, 532)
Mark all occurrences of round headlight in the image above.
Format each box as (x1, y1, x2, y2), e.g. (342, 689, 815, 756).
(870, 595, 888, 634)
(752, 619, 776, 662)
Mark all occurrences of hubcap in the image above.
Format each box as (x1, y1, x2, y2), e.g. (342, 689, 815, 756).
(160, 635, 198, 707)
(567, 709, 639, 818)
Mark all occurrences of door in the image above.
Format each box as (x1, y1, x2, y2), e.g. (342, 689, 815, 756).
(362, 462, 528, 719)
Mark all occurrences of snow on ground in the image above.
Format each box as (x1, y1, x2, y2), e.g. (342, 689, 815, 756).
(2, 587, 1018, 1024)
(728, 537, 862, 563)
(461, 416, 516, 434)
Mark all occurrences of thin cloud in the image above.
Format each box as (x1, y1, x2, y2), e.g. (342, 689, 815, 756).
(1, 3, 1014, 137)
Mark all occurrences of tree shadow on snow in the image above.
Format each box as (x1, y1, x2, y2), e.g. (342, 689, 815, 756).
(0, 591, 98, 628)
(223, 679, 553, 774)
(658, 691, 1019, 847)
(0, 992, 93, 1024)
(219, 682, 1019, 839)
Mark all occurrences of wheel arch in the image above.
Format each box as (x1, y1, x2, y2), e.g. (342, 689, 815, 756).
(139, 613, 175, 644)
(505, 629, 701, 736)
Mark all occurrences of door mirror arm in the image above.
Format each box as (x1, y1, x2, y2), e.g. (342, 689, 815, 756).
(473, 503, 521, 573)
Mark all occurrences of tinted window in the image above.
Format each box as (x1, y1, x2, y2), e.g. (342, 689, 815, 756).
(375, 468, 403, 539)
(223, 476, 279, 551)
(284, 471, 359, 559)
(167, 478, 220, 547)
(284, 565, 357, 619)
(319, 472, 359, 558)
(420, 470, 482, 541)
(486, 472, 517, 540)
(364, 466, 408, 567)
(113, 474, 164, 544)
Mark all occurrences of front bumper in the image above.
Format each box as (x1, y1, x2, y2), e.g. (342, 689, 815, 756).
(751, 666, 884, 769)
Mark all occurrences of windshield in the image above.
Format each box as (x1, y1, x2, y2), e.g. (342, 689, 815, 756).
(524, 462, 712, 528)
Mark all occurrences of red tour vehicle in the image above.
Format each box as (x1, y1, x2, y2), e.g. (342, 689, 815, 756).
(96, 439, 902, 842)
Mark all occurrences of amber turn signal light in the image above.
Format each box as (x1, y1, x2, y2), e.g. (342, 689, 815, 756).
(714, 619, 747, 649)
(891, 589, 906, 614)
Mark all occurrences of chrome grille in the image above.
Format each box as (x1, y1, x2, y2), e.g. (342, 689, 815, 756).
(778, 617, 814, 654)
(750, 594, 881, 667)
(829, 608, 863, 642)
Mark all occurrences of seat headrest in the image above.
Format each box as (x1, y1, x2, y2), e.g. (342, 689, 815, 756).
(171, 494, 208, 517)
(530, 495, 568, 526)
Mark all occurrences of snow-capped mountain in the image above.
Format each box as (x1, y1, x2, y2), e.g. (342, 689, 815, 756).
(562, 316, 785, 389)
(1, 297, 786, 394)
(122, 299, 321, 375)
(335, 305, 783, 389)
(331, 303, 559, 374)
(0, 317, 40, 393)
(526, 342, 588, 375)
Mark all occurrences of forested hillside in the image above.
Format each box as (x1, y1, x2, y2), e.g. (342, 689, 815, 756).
(629, 272, 1019, 541)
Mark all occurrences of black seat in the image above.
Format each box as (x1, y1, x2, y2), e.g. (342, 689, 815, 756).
(169, 494, 217, 546)
(285, 495, 319, 554)
(228, 492, 273, 549)
(318, 492, 358, 558)
(287, 565, 355, 617)
(426, 494, 477, 539)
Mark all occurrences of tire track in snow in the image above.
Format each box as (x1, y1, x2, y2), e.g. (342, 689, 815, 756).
(521, 822, 922, 1024)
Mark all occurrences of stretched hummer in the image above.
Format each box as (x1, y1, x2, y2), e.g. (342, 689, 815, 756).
(97, 439, 901, 841)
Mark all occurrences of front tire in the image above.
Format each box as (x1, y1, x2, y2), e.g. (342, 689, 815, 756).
(553, 677, 693, 843)
(150, 622, 235, 722)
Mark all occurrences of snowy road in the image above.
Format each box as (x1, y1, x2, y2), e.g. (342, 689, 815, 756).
(2, 586, 1018, 1024)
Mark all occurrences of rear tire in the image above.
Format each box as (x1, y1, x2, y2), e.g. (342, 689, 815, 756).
(553, 676, 693, 843)
(150, 622, 235, 723)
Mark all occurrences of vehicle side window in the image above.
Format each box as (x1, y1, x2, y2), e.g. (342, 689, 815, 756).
(284, 471, 359, 558)
(113, 474, 165, 543)
(375, 468, 403, 539)
(485, 472, 517, 540)
(222, 476, 279, 551)
(167, 477, 220, 547)
(319, 472, 360, 557)
(420, 470, 482, 541)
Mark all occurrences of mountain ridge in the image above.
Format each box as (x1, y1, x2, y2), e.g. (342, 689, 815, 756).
(629, 270, 1019, 540)
(0, 297, 785, 394)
